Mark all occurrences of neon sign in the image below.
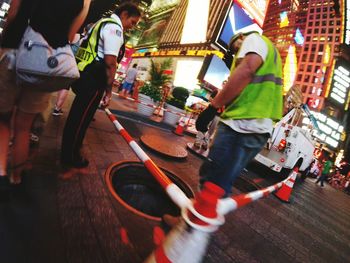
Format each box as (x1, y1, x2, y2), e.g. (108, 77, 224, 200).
(345, 0, 350, 44)
(280, 11, 289, 28)
(294, 28, 304, 45)
(235, 0, 269, 27)
(303, 112, 344, 148)
(329, 62, 350, 107)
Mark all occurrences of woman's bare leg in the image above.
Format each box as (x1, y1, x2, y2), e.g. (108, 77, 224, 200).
(54, 89, 69, 110)
(11, 110, 36, 183)
(0, 112, 12, 176)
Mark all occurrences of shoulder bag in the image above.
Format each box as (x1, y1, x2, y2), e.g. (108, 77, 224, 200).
(15, 26, 80, 92)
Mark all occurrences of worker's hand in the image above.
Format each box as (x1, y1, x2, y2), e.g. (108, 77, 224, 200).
(101, 90, 112, 108)
(195, 104, 218, 132)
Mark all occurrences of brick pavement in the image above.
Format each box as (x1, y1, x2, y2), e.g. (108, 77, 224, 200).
(0, 91, 350, 263)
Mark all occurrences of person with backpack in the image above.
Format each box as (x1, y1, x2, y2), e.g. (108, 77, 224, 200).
(60, 3, 141, 170)
(0, 0, 91, 200)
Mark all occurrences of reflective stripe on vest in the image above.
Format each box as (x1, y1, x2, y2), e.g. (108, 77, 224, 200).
(251, 74, 282, 85)
(251, 46, 282, 85)
(220, 34, 283, 121)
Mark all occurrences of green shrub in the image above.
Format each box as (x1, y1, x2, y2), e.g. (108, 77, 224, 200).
(166, 86, 189, 110)
(149, 58, 173, 88)
(139, 83, 162, 102)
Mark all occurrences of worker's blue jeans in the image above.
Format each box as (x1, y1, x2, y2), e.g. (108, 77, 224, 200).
(199, 123, 269, 195)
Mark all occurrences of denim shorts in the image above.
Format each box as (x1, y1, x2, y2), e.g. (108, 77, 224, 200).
(0, 49, 51, 114)
(122, 81, 133, 92)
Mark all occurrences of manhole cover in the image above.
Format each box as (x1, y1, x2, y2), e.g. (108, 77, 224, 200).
(105, 161, 194, 221)
(140, 134, 187, 159)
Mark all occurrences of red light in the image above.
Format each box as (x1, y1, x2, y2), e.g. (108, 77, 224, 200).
(280, 158, 285, 163)
(162, 69, 173, 75)
(278, 139, 287, 151)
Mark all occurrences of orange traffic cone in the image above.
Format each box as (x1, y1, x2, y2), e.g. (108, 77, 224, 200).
(274, 167, 298, 203)
(173, 121, 185, 136)
(145, 182, 225, 263)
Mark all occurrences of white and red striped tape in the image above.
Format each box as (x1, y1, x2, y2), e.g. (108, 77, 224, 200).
(105, 108, 191, 209)
(105, 108, 296, 217)
(217, 170, 297, 215)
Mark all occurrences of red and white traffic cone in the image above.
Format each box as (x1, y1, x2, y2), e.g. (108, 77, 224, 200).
(274, 167, 298, 203)
(173, 121, 185, 136)
(145, 182, 225, 263)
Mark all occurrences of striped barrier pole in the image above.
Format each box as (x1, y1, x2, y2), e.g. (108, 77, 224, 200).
(217, 169, 297, 215)
(105, 108, 296, 215)
(105, 108, 298, 262)
(104, 108, 191, 210)
(112, 91, 187, 118)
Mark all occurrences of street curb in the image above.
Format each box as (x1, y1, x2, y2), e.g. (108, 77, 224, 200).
(106, 108, 196, 137)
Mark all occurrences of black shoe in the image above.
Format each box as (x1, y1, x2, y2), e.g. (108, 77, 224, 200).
(0, 176, 10, 202)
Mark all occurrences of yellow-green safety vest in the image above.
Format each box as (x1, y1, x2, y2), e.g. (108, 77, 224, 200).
(75, 18, 121, 72)
(221, 34, 283, 121)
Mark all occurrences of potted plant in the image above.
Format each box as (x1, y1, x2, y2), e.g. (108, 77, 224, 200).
(163, 86, 190, 126)
(137, 58, 173, 117)
(137, 82, 162, 117)
(148, 58, 173, 88)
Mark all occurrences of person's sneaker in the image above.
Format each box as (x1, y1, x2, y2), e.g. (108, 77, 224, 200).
(52, 108, 63, 116)
(30, 133, 39, 143)
(193, 140, 201, 149)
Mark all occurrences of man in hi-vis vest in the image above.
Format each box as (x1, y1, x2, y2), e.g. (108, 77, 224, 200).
(196, 31, 283, 196)
(60, 3, 141, 170)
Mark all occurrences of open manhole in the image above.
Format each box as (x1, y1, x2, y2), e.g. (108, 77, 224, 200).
(105, 161, 194, 221)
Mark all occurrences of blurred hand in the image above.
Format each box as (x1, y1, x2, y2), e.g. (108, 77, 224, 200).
(195, 104, 217, 132)
(101, 90, 112, 108)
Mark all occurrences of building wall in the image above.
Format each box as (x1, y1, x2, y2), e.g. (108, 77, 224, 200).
(158, 0, 229, 49)
(263, 0, 343, 112)
(263, 0, 303, 66)
(294, 0, 343, 111)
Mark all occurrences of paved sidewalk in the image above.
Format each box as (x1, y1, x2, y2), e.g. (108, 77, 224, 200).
(0, 91, 350, 263)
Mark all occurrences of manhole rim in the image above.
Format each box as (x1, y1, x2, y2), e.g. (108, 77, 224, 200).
(105, 160, 193, 222)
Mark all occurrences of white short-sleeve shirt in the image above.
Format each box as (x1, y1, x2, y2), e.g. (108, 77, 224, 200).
(97, 14, 124, 59)
(221, 33, 274, 135)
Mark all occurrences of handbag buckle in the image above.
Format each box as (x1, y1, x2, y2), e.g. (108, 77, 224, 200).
(24, 41, 33, 50)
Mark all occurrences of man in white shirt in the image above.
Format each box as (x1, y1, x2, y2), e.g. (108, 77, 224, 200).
(121, 63, 138, 96)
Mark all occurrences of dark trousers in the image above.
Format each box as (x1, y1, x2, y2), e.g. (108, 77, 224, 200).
(316, 173, 327, 186)
(61, 61, 107, 164)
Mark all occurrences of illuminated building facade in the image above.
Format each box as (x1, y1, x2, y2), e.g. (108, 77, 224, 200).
(296, 0, 345, 152)
(263, 0, 348, 152)
(132, 0, 271, 91)
(263, 0, 303, 66)
(263, 0, 307, 92)
(132, 0, 233, 91)
(294, 0, 343, 112)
